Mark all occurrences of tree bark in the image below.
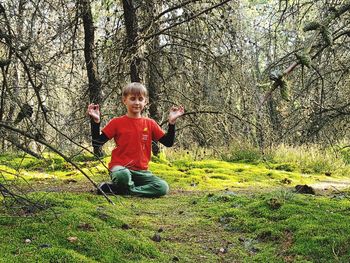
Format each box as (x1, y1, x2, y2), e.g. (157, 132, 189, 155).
(81, 0, 103, 157)
(145, 2, 161, 122)
(122, 0, 141, 82)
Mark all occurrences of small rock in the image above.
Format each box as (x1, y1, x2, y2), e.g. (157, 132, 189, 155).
(151, 233, 161, 242)
(25, 239, 31, 244)
(295, 185, 315, 195)
(39, 243, 51, 248)
(121, 223, 132, 230)
(67, 236, 78, 243)
(218, 247, 227, 253)
(238, 237, 245, 242)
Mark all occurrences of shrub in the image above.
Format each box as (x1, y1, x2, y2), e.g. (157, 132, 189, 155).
(222, 144, 262, 163)
(272, 144, 346, 174)
(340, 148, 350, 165)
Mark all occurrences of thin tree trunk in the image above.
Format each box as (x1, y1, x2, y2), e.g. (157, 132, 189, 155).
(81, 0, 103, 157)
(122, 0, 141, 82)
(145, 2, 161, 123)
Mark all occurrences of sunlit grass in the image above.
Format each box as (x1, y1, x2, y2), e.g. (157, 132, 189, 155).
(271, 144, 348, 175)
(1, 148, 350, 262)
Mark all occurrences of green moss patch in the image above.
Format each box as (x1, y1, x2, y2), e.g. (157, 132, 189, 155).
(1, 152, 350, 262)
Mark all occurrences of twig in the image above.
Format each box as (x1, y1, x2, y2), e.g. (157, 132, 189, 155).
(0, 122, 115, 205)
(142, 0, 233, 41)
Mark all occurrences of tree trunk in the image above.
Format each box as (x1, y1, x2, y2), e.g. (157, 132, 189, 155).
(145, 2, 161, 123)
(81, 0, 103, 157)
(122, 0, 141, 82)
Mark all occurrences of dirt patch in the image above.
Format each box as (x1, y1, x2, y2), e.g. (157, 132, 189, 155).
(309, 179, 350, 193)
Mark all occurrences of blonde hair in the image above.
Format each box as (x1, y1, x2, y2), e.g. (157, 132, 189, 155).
(122, 82, 148, 97)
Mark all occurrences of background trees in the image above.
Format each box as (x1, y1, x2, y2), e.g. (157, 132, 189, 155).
(0, 0, 349, 157)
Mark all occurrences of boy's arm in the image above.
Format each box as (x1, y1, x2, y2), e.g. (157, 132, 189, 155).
(91, 121, 109, 147)
(158, 105, 184, 147)
(158, 124, 175, 147)
(88, 103, 109, 147)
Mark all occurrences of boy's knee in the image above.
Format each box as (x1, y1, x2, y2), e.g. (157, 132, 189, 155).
(154, 180, 169, 197)
(110, 167, 131, 185)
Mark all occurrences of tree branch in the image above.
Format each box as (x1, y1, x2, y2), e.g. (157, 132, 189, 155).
(142, 0, 233, 41)
(0, 122, 115, 205)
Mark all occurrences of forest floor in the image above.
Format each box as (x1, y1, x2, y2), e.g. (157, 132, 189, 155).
(1, 153, 350, 262)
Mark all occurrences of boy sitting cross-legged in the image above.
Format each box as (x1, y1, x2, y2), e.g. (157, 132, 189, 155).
(87, 82, 184, 197)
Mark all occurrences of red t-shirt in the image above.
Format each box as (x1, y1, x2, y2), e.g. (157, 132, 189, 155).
(102, 115, 165, 171)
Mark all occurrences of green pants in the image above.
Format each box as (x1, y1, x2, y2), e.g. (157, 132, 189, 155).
(110, 166, 169, 197)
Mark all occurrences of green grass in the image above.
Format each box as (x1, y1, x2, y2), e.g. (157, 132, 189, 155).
(1, 150, 350, 262)
(268, 144, 349, 175)
(0, 193, 169, 262)
(215, 191, 350, 262)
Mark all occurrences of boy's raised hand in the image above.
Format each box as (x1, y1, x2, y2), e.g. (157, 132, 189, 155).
(87, 103, 100, 123)
(168, 105, 185, 125)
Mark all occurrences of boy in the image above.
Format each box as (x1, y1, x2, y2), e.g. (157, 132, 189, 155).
(87, 82, 184, 197)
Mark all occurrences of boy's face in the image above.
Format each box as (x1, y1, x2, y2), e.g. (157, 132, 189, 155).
(123, 93, 147, 117)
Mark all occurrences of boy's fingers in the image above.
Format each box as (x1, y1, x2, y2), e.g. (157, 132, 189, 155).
(88, 104, 96, 110)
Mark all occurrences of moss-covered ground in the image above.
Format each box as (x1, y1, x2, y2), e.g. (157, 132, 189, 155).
(1, 152, 350, 262)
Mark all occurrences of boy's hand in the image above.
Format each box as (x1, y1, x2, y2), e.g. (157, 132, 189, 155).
(168, 105, 184, 125)
(87, 103, 100, 123)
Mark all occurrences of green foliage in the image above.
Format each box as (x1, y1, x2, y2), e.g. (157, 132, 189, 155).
(269, 70, 283, 81)
(274, 163, 296, 172)
(303, 21, 321, 32)
(0, 153, 68, 172)
(0, 59, 11, 67)
(280, 79, 289, 101)
(295, 52, 312, 68)
(222, 144, 262, 163)
(340, 148, 350, 165)
(272, 144, 348, 175)
(321, 26, 333, 46)
(150, 152, 170, 165)
(71, 154, 99, 162)
(337, 2, 350, 15)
